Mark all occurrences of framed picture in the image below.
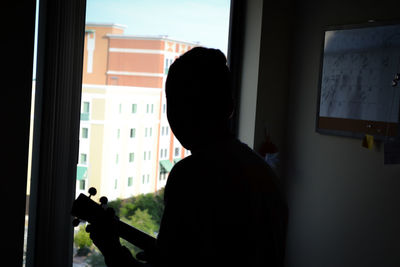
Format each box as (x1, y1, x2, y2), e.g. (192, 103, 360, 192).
(316, 21, 400, 140)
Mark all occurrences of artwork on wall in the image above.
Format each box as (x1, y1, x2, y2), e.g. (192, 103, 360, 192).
(316, 21, 400, 140)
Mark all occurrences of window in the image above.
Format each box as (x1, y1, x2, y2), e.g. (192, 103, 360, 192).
(132, 103, 137, 113)
(174, 147, 180, 157)
(67, 1, 232, 265)
(116, 154, 119, 164)
(23, 0, 236, 266)
(81, 101, 90, 120)
(83, 101, 90, 113)
(129, 152, 135, 162)
(130, 128, 136, 138)
(79, 179, 86, 190)
(142, 174, 150, 184)
(143, 151, 151, 160)
(80, 153, 87, 165)
(81, 127, 88, 138)
(117, 128, 120, 139)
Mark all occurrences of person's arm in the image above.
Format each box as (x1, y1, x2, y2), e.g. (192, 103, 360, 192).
(86, 215, 150, 267)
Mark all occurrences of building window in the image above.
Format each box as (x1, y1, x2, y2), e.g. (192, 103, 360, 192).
(83, 101, 90, 113)
(159, 172, 167, 181)
(114, 179, 118, 189)
(117, 128, 120, 139)
(144, 151, 147, 160)
(132, 103, 137, 113)
(81, 101, 90, 120)
(128, 177, 133, 187)
(174, 147, 180, 157)
(116, 154, 119, 164)
(163, 103, 166, 114)
(79, 179, 86, 190)
(130, 128, 136, 138)
(118, 103, 122, 113)
(160, 149, 163, 158)
(146, 104, 149, 113)
(145, 127, 152, 137)
(151, 104, 154, 113)
(129, 153, 134, 162)
(142, 174, 150, 184)
(80, 153, 87, 165)
(81, 127, 88, 139)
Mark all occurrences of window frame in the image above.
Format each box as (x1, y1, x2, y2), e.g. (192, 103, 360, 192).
(24, 0, 267, 266)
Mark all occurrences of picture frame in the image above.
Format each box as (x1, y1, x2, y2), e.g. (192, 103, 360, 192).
(316, 21, 400, 140)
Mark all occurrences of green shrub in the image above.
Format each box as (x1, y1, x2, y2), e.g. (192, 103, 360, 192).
(74, 225, 92, 250)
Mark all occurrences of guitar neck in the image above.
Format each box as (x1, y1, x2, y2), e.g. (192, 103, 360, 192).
(117, 219, 157, 252)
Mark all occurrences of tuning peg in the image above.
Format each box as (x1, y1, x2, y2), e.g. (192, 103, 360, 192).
(88, 187, 97, 198)
(100, 196, 108, 206)
(72, 218, 81, 227)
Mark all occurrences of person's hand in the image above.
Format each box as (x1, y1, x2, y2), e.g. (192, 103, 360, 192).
(86, 207, 140, 266)
(85, 207, 121, 256)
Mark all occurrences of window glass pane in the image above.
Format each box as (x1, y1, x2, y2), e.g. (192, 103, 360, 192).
(82, 127, 89, 138)
(74, 0, 230, 265)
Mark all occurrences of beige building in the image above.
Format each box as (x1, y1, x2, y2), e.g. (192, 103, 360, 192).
(77, 23, 196, 200)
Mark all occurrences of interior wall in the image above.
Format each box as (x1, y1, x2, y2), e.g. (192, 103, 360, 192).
(283, 0, 400, 266)
(253, 1, 293, 176)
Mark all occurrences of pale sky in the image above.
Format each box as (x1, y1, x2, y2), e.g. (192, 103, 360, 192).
(86, 0, 231, 55)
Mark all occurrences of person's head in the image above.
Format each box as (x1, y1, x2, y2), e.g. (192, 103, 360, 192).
(165, 47, 234, 150)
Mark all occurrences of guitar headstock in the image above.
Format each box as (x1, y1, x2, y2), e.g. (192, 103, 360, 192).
(71, 187, 112, 227)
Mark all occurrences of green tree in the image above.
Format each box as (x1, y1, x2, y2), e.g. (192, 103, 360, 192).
(74, 225, 93, 256)
(120, 209, 159, 256)
(129, 209, 158, 237)
(109, 188, 165, 225)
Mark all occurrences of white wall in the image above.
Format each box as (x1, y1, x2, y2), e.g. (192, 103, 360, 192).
(282, 0, 400, 266)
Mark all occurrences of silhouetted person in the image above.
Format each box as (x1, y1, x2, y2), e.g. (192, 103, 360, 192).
(88, 47, 288, 267)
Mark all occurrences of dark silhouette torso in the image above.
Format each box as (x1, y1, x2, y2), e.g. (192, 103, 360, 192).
(156, 137, 287, 267)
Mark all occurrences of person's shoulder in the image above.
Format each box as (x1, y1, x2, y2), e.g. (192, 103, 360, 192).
(165, 156, 194, 188)
(231, 139, 280, 188)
